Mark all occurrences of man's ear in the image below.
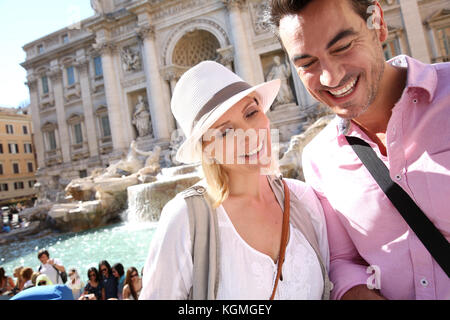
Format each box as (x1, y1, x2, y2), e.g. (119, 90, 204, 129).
(369, 1, 388, 42)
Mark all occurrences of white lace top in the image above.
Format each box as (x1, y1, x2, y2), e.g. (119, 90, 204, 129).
(139, 178, 329, 300)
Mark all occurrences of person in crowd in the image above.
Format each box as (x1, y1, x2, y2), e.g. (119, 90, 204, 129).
(11, 266, 24, 295)
(112, 263, 125, 300)
(268, 0, 450, 299)
(82, 267, 105, 300)
(98, 260, 118, 299)
(123, 267, 142, 300)
(0, 267, 15, 295)
(20, 267, 34, 290)
(67, 268, 84, 300)
(140, 61, 331, 300)
(36, 274, 53, 287)
(31, 272, 40, 287)
(37, 249, 66, 284)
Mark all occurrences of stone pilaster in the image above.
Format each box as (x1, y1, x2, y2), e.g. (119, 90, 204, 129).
(93, 41, 129, 151)
(398, 0, 431, 63)
(136, 24, 174, 141)
(75, 57, 99, 158)
(48, 67, 71, 164)
(222, 0, 256, 84)
(25, 76, 45, 169)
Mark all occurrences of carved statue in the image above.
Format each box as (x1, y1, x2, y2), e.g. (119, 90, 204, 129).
(132, 95, 152, 137)
(33, 182, 50, 206)
(164, 129, 185, 167)
(90, 0, 105, 15)
(130, 140, 162, 176)
(121, 47, 141, 72)
(266, 56, 295, 108)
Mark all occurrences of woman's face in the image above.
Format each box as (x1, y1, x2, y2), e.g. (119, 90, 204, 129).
(99, 264, 109, 277)
(202, 94, 272, 174)
(112, 268, 119, 278)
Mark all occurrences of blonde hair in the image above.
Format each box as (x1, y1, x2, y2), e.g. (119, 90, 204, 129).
(201, 157, 230, 209)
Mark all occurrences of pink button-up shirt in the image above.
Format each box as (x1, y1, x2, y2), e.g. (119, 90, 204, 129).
(302, 55, 450, 300)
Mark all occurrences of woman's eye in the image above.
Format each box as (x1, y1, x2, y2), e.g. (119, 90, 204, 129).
(246, 110, 258, 118)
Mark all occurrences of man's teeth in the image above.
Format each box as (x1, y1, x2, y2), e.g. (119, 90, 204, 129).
(329, 77, 358, 97)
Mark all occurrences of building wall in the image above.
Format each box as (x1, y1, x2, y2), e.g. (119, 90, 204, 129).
(20, 0, 450, 188)
(0, 110, 37, 204)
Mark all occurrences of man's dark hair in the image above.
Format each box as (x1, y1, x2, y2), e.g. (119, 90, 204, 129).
(37, 249, 49, 259)
(269, 0, 374, 28)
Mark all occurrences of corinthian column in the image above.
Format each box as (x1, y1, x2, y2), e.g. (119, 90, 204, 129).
(48, 67, 71, 163)
(93, 41, 129, 151)
(222, 0, 256, 84)
(75, 57, 99, 157)
(136, 25, 174, 141)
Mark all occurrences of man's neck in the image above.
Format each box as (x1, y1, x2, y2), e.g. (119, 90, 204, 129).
(353, 63, 407, 154)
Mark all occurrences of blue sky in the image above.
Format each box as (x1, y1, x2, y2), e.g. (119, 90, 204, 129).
(0, 0, 95, 108)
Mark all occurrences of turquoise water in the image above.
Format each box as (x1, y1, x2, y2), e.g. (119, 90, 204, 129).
(0, 220, 157, 285)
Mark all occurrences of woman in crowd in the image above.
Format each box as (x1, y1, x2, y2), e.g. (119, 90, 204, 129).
(98, 260, 117, 299)
(123, 267, 142, 300)
(11, 266, 24, 295)
(112, 263, 125, 300)
(0, 267, 15, 295)
(140, 61, 331, 300)
(20, 267, 34, 290)
(83, 267, 105, 300)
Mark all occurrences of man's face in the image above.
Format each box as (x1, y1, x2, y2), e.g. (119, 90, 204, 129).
(279, 0, 387, 119)
(39, 254, 49, 265)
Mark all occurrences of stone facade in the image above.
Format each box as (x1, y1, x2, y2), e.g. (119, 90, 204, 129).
(20, 0, 450, 188)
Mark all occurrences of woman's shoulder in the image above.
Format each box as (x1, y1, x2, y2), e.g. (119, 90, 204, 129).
(159, 193, 190, 228)
(283, 177, 310, 200)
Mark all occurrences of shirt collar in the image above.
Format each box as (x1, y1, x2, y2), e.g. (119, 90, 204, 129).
(336, 55, 438, 136)
(388, 54, 437, 101)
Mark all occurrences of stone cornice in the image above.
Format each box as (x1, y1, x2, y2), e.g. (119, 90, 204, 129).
(221, 0, 247, 10)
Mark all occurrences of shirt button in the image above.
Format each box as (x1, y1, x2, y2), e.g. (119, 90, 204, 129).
(413, 99, 418, 103)
(420, 278, 429, 287)
(395, 174, 402, 181)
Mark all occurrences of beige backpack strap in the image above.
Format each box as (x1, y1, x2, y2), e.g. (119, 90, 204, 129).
(182, 184, 220, 300)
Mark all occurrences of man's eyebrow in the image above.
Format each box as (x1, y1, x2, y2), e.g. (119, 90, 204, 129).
(290, 28, 357, 64)
(326, 28, 357, 49)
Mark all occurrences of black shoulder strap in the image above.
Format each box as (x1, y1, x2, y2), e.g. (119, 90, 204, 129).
(346, 136, 450, 277)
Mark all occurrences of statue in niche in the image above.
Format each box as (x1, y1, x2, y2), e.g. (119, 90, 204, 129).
(132, 95, 152, 137)
(266, 55, 295, 108)
(121, 47, 141, 72)
(90, 0, 105, 15)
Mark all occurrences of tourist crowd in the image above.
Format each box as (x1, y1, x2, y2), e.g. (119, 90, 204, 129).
(0, 248, 142, 300)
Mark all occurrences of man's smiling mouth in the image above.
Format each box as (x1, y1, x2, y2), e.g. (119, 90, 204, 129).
(327, 75, 359, 98)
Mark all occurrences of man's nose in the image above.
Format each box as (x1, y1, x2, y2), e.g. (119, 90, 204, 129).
(319, 60, 345, 88)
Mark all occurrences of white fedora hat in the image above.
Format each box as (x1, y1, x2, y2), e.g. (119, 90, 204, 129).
(171, 61, 281, 164)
